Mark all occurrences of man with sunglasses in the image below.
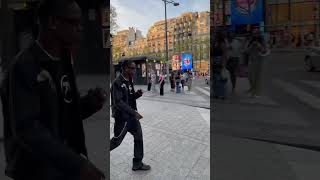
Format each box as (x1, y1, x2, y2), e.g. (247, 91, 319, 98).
(110, 60, 151, 171)
(0, 0, 106, 180)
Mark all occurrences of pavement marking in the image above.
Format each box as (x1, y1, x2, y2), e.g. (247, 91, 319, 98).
(300, 80, 320, 89)
(195, 87, 210, 96)
(274, 79, 320, 110)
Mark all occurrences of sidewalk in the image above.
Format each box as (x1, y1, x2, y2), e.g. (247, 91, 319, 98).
(136, 83, 210, 109)
(213, 76, 320, 179)
(215, 77, 280, 107)
(110, 91, 210, 179)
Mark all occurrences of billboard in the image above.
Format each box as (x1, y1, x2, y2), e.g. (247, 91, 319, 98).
(172, 55, 181, 71)
(181, 53, 193, 71)
(231, 0, 264, 25)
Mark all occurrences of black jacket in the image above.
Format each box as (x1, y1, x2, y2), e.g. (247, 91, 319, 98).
(0, 42, 101, 179)
(111, 75, 141, 122)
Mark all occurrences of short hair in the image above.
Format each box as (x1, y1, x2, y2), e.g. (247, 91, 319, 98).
(37, 0, 76, 29)
(120, 60, 135, 71)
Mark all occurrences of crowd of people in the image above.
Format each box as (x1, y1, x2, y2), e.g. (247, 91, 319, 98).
(147, 70, 194, 95)
(212, 31, 270, 100)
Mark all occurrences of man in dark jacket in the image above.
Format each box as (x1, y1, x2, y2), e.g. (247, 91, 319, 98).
(0, 1, 106, 180)
(110, 60, 151, 171)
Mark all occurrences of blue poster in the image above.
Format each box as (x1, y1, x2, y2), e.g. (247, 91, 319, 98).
(231, 0, 264, 25)
(181, 53, 193, 71)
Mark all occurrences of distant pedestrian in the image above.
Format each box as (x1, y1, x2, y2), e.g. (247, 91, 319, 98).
(151, 71, 157, 93)
(170, 72, 175, 91)
(212, 32, 228, 99)
(175, 72, 181, 93)
(147, 73, 151, 91)
(110, 60, 151, 171)
(159, 73, 165, 96)
(244, 33, 270, 98)
(226, 33, 243, 93)
(187, 71, 193, 91)
(181, 72, 186, 91)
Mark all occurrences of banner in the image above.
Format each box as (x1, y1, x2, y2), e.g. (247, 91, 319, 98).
(172, 55, 181, 71)
(181, 53, 193, 71)
(231, 0, 264, 25)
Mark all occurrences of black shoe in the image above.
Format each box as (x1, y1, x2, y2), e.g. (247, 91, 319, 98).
(132, 163, 151, 171)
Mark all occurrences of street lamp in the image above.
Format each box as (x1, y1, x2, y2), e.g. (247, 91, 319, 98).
(163, 0, 179, 82)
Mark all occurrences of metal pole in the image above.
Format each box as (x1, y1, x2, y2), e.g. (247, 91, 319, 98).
(200, 43, 202, 70)
(164, 0, 170, 82)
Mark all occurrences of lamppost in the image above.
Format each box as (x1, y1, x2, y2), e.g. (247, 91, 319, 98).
(163, 0, 179, 82)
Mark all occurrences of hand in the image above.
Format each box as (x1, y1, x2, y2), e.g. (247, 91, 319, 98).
(135, 112, 143, 120)
(88, 87, 108, 110)
(80, 160, 105, 180)
(136, 89, 143, 97)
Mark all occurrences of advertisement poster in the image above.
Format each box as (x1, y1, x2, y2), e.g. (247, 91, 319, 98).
(172, 55, 181, 71)
(141, 63, 146, 77)
(181, 53, 193, 71)
(231, 0, 264, 25)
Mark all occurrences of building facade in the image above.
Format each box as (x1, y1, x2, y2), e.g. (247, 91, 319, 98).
(266, 0, 320, 47)
(112, 11, 210, 73)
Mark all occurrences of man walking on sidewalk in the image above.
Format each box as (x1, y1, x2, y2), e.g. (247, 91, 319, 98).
(110, 60, 151, 171)
(0, 1, 106, 180)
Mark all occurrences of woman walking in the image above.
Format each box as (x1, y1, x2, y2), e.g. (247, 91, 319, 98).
(226, 33, 243, 94)
(159, 73, 165, 96)
(244, 34, 269, 98)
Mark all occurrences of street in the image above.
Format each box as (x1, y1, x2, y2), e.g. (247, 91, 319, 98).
(110, 79, 210, 180)
(213, 50, 320, 180)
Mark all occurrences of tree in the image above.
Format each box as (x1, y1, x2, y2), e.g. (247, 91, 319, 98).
(110, 5, 119, 34)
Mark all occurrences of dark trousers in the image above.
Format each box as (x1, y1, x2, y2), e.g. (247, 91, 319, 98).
(110, 118, 144, 166)
(160, 82, 164, 95)
(147, 83, 151, 91)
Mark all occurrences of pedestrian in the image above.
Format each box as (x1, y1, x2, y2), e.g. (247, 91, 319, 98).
(151, 71, 157, 93)
(243, 33, 270, 98)
(187, 71, 193, 91)
(181, 72, 186, 91)
(170, 72, 175, 91)
(226, 33, 243, 94)
(212, 32, 228, 99)
(110, 60, 151, 171)
(175, 72, 181, 93)
(159, 73, 165, 96)
(0, 1, 107, 180)
(147, 73, 151, 91)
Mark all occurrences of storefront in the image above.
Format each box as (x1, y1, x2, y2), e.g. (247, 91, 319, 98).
(115, 56, 163, 85)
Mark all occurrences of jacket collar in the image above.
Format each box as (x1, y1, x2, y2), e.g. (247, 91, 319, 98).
(30, 40, 62, 63)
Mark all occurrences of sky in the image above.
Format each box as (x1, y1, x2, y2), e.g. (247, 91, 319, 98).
(111, 0, 210, 36)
